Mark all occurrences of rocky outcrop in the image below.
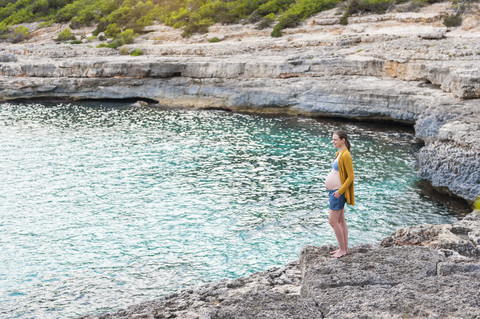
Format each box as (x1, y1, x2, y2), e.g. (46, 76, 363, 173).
(382, 208, 480, 257)
(0, 4, 479, 202)
(79, 212, 480, 319)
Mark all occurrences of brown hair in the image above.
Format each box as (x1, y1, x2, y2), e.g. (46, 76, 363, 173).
(335, 130, 351, 151)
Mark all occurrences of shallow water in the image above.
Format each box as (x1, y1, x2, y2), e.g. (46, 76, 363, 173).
(0, 101, 457, 318)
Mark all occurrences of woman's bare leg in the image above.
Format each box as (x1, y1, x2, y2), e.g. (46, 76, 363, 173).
(339, 208, 348, 253)
(330, 208, 349, 255)
(329, 209, 347, 257)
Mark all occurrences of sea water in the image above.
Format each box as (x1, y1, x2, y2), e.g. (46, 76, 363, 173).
(0, 101, 457, 318)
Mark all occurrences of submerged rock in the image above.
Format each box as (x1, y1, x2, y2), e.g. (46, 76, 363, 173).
(131, 100, 149, 107)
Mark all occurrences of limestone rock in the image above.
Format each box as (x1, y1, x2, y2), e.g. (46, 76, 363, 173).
(382, 211, 480, 257)
(298, 244, 480, 318)
(79, 213, 480, 318)
(0, 52, 17, 62)
(418, 29, 446, 39)
(417, 141, 480, 201)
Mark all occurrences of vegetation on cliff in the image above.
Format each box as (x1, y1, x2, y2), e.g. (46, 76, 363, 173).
(0, 0, 476, 41)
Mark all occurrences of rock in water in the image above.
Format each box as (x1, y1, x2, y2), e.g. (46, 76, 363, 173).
(131, 100, 148, 107)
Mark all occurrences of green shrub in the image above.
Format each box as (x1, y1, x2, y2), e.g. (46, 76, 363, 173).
(93, 19, 108, 36)
(339, 13, 349, 25)
(166, 0, 269, 37)
(337, 0, 396, 26)
(107, 37, 125, 49)
(350, 0, 395, 14)
(129, 48, 143, 56)
(118, 28, 135, 44)
(232, 0, 269, 23)
(197, 0, 247, 25)
(55, 1, 82, 22)
(56, 28, 76, 41)
(39, 20, 54, 28)
(70, 39, 82, 44)
(96, 42, 108, 48)
(104, 22, 120, 38)
(4, 0, 459, 41)
(11, 25, 29, 43)
(474, 196, 480, 210)
(105, 32, 138, 49)
(443, 13, 462, 27)
(271, 28, 282, 37)
(103, 0, 155, 34)
(0, 4, 34, 26)
(257, 0, 296, 16)
(208, 36, 221, 42)
(271, 0, 340, 37)
(56, 0, 117, 29)
(32, 0, 49, 15)
(0, 22, 8, 35)
(396, 0, 428, 12)
(165, 7, 190, 28)
(181, 17, 213, 37)
(257, 12, 275, 29)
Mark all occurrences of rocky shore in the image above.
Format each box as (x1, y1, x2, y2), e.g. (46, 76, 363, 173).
(78, 211, 480, 318)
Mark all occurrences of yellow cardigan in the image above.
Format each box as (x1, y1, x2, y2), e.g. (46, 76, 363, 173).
(335, 148, 355, 206)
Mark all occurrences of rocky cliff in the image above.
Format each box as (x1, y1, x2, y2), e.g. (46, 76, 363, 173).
(1, 3, 479, 202)
(77, 211, 480, 318)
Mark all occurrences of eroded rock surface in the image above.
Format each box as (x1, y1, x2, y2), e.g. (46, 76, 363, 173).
(382, 209, 480, 257)
(79, 212, 480, 319)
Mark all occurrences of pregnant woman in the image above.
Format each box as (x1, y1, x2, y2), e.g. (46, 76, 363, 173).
(324, 130, 355, 258)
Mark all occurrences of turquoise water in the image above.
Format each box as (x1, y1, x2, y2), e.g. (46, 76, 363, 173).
(0, 101, 457, 318)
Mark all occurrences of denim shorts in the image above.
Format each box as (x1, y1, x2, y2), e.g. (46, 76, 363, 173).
(329, 189, 346, 210)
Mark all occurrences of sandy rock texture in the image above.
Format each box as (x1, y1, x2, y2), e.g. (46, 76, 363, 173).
(78, 212, 480, 319)
(0, 2, 479, 201)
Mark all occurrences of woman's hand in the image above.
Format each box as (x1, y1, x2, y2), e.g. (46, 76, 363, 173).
(333, 191, 341, 199)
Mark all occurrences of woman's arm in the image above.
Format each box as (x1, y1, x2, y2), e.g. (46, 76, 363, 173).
(338, 153, 354, 195)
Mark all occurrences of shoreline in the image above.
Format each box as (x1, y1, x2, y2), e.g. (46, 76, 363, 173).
(1, 2, 479, 317)
(1, 97, 473, 214)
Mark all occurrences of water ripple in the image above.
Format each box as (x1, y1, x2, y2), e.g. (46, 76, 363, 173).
(0, 102, 456, 318)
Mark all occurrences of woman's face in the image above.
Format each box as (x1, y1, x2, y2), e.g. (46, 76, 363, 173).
(332, 134, 345, 149)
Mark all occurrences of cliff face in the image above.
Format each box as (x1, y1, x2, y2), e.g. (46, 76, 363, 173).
(0, 2, 479, 201)
(77, 212, 480, 319)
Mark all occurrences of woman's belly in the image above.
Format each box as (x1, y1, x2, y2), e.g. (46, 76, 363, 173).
(325, 169, 342, 190)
